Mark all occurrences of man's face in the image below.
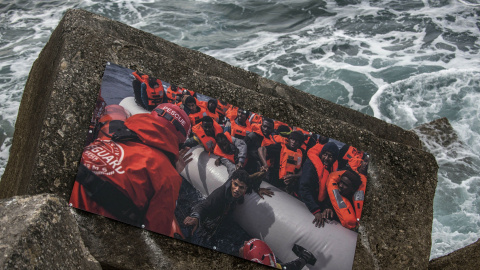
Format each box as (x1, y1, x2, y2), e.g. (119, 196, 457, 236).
(217, 137, 230, 152)
(320, 151, 334, 169)
(231, 179, 247, 199)
(208, 102, 217, 112)
(237, 111, 247, 124)
(186, 102, 196, 112)
(287, 137, 301, 150)
(261, 121, 274, 137)
(338, 176, 356, 197)
(202, 122, 215, 137)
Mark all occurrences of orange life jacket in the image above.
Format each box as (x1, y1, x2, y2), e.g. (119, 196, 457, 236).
(132, 71, 164, 107)
(252, 123, 277, 146)
(327, 170, 359, 229)
(230, 119, 252, 139)
(216, 100, 230, 116)
(249, 113, 263, 125)
(225, 106, 239, 121)
(342, 146, 362, 161)
(192, 122, 223, 153)
(197, 100, 220, 122)
(213, 132, 236, 163)
(278, 144, 303, 180)
(165, 86, 182, 103)
(307, 144, 338, 172)
(347, 157, 367, 221)
(188, 109, 208, 126)
(273, 135, 288, 146)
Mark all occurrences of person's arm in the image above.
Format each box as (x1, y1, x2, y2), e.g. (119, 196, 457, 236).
(232, 137, 247, 167)
(298, 159, 324, 227)
(258, 146, 268, 171)
(183, 136, 200, 148)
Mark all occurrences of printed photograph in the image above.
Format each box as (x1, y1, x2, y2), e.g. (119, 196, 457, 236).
(70, 62, 371, 270)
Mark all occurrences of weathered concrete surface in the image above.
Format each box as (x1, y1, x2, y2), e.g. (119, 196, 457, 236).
(0, 194, 101, 270)
(0, 9, 438, 269)
(428, 239, 480, 270)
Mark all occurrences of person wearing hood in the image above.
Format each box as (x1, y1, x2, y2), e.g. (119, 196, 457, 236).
(298, 142, 339, 228)
(69, 103, 192, 237)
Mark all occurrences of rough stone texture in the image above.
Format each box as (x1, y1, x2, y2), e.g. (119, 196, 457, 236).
(428, 239, 480, 270)
(0, 9, 439, 270)
(0, 194, 101, 270)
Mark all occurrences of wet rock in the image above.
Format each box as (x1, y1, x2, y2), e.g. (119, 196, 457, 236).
(0, 194, 101, 270)
(0, 9, 439, 270)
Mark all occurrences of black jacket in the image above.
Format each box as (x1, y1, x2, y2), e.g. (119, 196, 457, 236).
(191, 180, 244, 229)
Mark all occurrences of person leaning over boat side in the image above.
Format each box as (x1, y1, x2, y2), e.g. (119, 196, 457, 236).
(182, 169, 254, 248)
(298, 142, 339, 228)
(213, 132, 247, 176)
(70, 103, 192, 237)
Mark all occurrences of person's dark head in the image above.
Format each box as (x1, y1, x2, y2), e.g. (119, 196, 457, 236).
(207, 99, 218, 113)
(287, 131, 304, 150)
(320, 142, 339, 170)
(261, 118, 275, 137)
(237, 109, 250, 124)
(215, 133, 231, 152)
(201, 116, 215, 137)
(229, 169, 253, 198)
(317, 135, 329, 145)
(276, 125, 291, 137)
(358, 153, 370, 175)
(338, 170, 362, 198)
(184, 96, 197, 112)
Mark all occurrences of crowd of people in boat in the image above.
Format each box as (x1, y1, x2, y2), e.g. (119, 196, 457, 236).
(70, 71, 369, 269)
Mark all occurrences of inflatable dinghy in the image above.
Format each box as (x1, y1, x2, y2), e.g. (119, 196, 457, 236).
(181, 146, 357, 270)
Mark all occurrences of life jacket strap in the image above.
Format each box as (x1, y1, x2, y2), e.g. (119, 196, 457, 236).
(154, 108, 187, 137)
(75, 164, 145, 227)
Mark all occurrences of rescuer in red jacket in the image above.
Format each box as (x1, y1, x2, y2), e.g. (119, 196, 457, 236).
(69, 103, 192, 237)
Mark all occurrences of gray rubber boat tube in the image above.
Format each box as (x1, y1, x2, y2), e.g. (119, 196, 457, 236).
(181, 146, 358, 270)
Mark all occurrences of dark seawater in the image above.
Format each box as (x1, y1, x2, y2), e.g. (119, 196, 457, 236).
(0, 0, 479, 259)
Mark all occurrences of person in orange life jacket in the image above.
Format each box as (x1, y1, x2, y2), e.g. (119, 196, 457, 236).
(337, 144, 363, 170)
(298, 142, 339, 228)
(183, 169, 254, 248)
(131, 71, 167, 111)
(69, 103, 193, 237)
(240, 238, 317, 270)
(322, 169, 363, 230)
(344, 152, 369, 223)
(213, 133, 247, 176)
(272, 124, 291, 145)
(243, 117, 276, 174)
(204, 99, 221, 123)
(183, 116, 223, 153)
(183, 96, 208, 125)
(258, 131, 305, 194)
(224, 108, 252, 140)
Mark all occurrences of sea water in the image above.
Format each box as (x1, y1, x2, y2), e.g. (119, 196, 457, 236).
(0, 0, 478, 260)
